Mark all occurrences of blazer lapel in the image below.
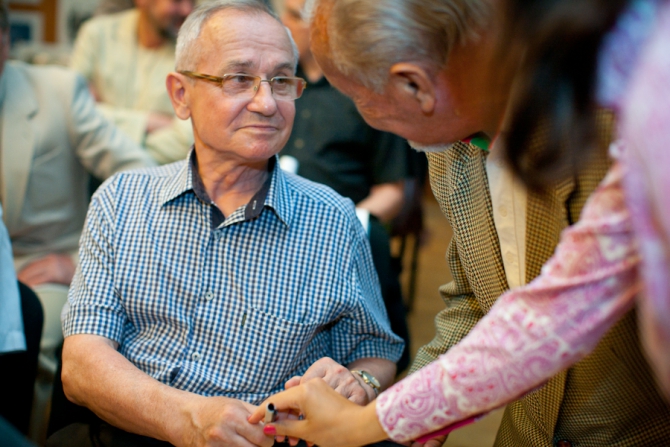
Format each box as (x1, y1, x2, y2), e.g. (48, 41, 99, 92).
(427, 142, 508, 312)
(1, 63, 38, 232)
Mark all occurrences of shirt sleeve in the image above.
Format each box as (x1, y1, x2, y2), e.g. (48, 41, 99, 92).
(329, 217, 404, 365)
(376, 161, 638, 442)
(144, 117, 194, 165)
(62, 182, 127, 343)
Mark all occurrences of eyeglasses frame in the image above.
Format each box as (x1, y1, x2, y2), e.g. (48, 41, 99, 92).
(178, 70, 307, 100)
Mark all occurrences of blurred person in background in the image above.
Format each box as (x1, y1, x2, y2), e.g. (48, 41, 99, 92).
(279, 0, 412, 372)
(248, 0, 670, 446)
(0, 0, 155, 389)
(95, 0, 134, 16)
(71, 0, 195, 165)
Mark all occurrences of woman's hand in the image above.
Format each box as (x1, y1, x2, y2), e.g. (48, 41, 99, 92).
(247, 378, 388, 447)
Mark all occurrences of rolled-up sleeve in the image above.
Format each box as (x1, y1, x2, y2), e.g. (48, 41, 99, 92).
(63, 181, 127, 343)
(331, 223, 404, 364)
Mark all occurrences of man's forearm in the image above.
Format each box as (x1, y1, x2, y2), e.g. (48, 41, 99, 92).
(357, 181, 405, 223)
(62, 334, 194, 444)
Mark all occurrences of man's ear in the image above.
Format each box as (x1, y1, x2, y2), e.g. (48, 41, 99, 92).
(166, 72, 191, 120)
(389, 63, 436, 114)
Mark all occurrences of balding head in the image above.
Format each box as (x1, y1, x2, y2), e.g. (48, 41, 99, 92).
(306, 0, 492, 92)
(176, 0, 298, 72)
(304, 0, 517, 147)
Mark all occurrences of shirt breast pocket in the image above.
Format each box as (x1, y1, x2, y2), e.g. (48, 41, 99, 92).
(231, 307, 320, 393)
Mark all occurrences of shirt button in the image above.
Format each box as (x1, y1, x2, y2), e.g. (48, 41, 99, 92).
(499, 206, 508, 217)
(191, 352, 201, 361)
(294, 138, 305, 149)
(205, 292, 214, 301)
(556, 440, 572, 447)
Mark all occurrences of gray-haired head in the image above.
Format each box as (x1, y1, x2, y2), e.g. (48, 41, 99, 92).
(305, 0, 492, 92)
(175, 0, 299, 72)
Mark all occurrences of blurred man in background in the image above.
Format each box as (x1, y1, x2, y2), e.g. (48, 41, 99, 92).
(71, 0, 195, 164)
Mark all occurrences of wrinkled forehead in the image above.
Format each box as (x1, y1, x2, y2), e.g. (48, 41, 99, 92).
(199, 9, 295, 73)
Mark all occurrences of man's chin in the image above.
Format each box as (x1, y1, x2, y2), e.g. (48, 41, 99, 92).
(407, 140, 453, 153)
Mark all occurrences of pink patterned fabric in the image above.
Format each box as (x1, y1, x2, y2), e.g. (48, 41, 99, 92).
(378, 159, 639, 442)
(596, 0, 658, 109)
(376, 2, 670, 441)
(620, 1, 670, 398)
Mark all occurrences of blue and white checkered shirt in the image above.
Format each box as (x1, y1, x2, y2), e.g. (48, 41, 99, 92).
(63, 153, 403, 404)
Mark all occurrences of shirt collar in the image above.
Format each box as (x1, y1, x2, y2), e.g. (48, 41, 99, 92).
(160, 148, 293, 227)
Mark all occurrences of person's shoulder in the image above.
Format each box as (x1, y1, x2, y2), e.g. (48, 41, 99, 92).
(115, 159, 183, 182)
(283, 171, 357, 218)
(95, 160, 185, 198)
(13, 61, 78, 81)
(7, 61, 82, 94)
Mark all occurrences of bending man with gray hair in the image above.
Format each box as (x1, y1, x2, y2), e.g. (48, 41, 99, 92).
(49, 1, 403, 446)
(248, 0, 670, 446)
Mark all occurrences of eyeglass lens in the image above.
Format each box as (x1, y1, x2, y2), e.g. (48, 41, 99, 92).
(222, 74, 304, 100)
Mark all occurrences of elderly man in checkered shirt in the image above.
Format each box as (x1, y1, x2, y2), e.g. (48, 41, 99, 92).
(52, 1, 403, 447)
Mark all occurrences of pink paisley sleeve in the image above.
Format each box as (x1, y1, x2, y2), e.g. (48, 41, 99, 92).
(621, 1, 670, 400)
(377, 160, 640, 442)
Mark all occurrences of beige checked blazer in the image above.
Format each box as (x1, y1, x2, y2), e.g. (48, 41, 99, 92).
(411, 113, 670, 446)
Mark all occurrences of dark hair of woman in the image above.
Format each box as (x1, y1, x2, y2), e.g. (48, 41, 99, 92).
(502, 0, 630, 191)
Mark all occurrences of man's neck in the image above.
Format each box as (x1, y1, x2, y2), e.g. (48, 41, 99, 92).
(137, 12, 167, 49)
(195, 150, 270, 217)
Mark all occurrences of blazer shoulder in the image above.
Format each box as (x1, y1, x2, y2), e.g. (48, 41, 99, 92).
(14, 62, 82, 90)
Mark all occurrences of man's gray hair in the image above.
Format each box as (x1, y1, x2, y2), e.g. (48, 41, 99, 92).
(175, 0, 299, 72)
(305, 0, 492, 92)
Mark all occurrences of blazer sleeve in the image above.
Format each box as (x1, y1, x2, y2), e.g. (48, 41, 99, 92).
(68, 72, 156, 179)
(409, 239, 485, 373)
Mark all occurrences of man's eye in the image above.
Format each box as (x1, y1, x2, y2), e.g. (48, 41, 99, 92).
(228, 75, 255, 86)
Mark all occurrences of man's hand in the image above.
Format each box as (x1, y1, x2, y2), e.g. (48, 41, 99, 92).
(17, 253, 76, 287)
(284, 357, 371, 405)
(146, 112, 173, 134)
(180, 396, 274, 447)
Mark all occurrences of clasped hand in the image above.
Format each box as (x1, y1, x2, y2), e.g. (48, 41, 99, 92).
(178, 357, 371, 446)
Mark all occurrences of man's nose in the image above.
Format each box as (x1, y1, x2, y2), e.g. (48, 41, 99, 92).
(247, 81, 278, 115)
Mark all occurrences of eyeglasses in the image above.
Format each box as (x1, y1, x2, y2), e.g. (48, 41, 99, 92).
(179, 71, 307, 101)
